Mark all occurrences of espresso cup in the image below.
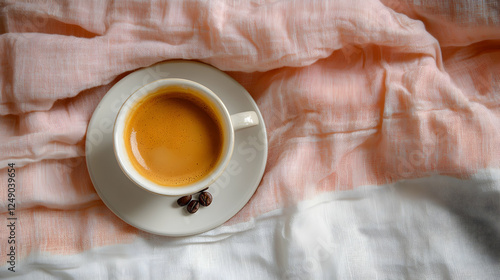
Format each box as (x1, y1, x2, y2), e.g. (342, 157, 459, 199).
(113, 78, 259, 196)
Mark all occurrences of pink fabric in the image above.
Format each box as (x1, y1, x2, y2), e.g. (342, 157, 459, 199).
(0, 0, 499, 262)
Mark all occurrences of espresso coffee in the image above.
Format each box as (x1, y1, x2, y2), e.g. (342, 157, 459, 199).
(123, 87, 224, 186)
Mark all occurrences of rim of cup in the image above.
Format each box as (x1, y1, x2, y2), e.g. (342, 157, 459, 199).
(113, 78, 234, 196)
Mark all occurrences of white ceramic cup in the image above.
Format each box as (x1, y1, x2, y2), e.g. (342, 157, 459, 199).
(113, 78, 259, 196)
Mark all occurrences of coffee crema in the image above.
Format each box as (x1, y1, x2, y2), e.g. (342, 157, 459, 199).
(123, 88, 224, 186)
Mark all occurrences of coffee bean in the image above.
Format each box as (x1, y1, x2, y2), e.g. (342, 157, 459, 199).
(187, 200, 200, 214)
(177, 195, 192, 207)
(198, 187, 209, 193)
(199, 192, 212, 206)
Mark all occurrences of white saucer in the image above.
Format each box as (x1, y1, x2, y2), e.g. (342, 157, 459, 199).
(85, 60, 268, 236)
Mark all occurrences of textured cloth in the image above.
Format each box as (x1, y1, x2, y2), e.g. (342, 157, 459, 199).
(0, 0, 499, 279)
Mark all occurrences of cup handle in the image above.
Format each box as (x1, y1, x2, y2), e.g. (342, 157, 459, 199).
(230, 111, 259, 131)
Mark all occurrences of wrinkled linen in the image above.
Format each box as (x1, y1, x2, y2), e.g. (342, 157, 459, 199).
(0, 0, 499, 279)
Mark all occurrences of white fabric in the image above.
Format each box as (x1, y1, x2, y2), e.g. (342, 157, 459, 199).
(3, 169, 499, 279)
